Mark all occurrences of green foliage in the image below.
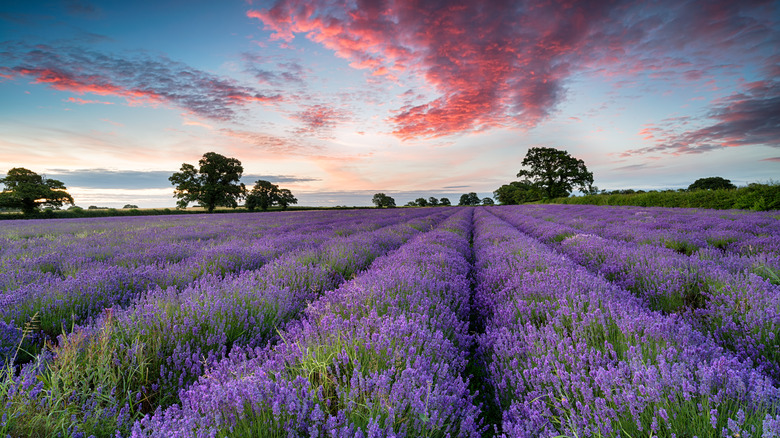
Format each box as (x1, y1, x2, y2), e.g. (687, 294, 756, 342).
(169, 152, 245, 213)
(122, 204, 139, 209)
(551, 182, 780, 211)
(245, 180, 298, 211)
(1, 317, 150, 438)
(439, 197, 451, 206)
(0, 168, 74, 215)
(458, 192, 480, 206)
(414, 197, 428, 207)
(481, 197, 494, 206)
(428, 196, 439, 206)
(372, 193, 396, 208)
(515, 147, 594, 199)
(494, 180, 543, 205)
(688, 176, 736, 191)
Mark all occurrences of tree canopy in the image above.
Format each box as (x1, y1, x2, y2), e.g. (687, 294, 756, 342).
(688, 176, 736, 191)
(516, 147, 593, 199)
(493, 180, 543, 205)
(245, 180, 298, 211)
(439, 197, 451, 206)
(458, 192, 480, 206)
(169, 152, 245, 213)
(372, 193, 396, 208)
(0, 168, 74, 215)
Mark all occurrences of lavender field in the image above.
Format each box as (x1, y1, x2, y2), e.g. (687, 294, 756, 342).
(1, 205, 779, 438)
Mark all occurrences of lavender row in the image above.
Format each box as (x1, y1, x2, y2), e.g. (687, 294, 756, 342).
(498, 204, 780, 280)
(491, 206, 780, 382)
(130, 208, 482, 438)
(472, 208, 780, 437)
(0, 209, 435, 366)
(0, 209, 453, 438)
(507, 204, 780, 255)
(0, 209, 414, 291)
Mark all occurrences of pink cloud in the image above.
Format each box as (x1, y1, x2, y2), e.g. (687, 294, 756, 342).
(6, 45, 281, 121)
(291, 104, 350, 137)
(249, 0, 778, 141)
(67, 97, 115, 105)
(624, 80, 780, 156)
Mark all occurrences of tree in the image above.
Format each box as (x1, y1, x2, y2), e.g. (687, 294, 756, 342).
(428, 197, 439, 206)
(458, 192, 480, 206)
(688, 177, 736, 191)
(169, 152, 245, 212)
(123, 204, 139, 209)
(245, 180, 298, 211)
(414, 197, 429, 207)
(277, 188, 298, 210)
(439, 197, 451, 206)
(493, 180, 542, 205)
(372, 193, 396, 208)
(0, 168, 74, 215)
(482, 197, 494, 206)
(516, 147, 593, 199)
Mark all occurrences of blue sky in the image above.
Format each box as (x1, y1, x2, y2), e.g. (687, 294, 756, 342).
(1, 0, 778, 207)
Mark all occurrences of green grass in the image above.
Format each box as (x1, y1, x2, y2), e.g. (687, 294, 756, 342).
(548, 183, 780, 211)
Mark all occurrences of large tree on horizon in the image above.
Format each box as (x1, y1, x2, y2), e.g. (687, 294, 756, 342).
(372, 193, 396, 208)
(516, 147, 593, 199)
(688, 176, 736, 191)
(0, 168, 74, 215)
(169, 152, 245, 213)
(245, 180, 298, 211)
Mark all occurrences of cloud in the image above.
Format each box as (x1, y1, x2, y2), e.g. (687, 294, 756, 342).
(2, 45, 281, 121)
(761, 157, 780, 163)
(41, 168, 318, 190)
(45, 169, 174, 189)
(66, 97, 114, 105)
(623, 80, 780, 156)
(242, 53, 307, 86)
(291, 104, 350, 137)
(242, 174, 319, 183)
(64, 0, 102, 19)
(220, 128, 324, 155)
(248, 0, 777, 140)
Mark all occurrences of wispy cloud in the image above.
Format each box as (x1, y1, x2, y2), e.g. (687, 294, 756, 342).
(242, 174, 319, 183)
(2, 44, 281, 121)
(220, 128, 324, 155)
(45, 169, 173, 189)
(249, 0, 777, 140)
(42, 168, 318, 190)
(242, 52, 307, 87)
(623, 80, 780, 156)
(291, 104, 350, 137)
(66, 97, 113, 105)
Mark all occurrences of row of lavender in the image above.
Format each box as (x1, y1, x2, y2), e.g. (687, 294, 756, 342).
(0, 209, 435, 366)
(505, 204, 780, 274)
(0, 209, 452, 437)
(473, 208, 780, 436)
(2, 205, 779, 437)
(130, 208, 482, 437)
(491, 205, 780, 383)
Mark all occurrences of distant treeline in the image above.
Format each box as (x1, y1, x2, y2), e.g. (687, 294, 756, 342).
(0, 205, 371, 220)
(548, 183, 779, 211)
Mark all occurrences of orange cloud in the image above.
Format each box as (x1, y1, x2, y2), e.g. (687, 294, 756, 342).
(66, 97, 115, 105)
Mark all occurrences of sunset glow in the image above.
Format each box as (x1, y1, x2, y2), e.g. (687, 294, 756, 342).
(1, 0, 777, 207)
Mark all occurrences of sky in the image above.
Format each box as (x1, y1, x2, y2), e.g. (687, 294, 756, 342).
(1, 0, 778, 208)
